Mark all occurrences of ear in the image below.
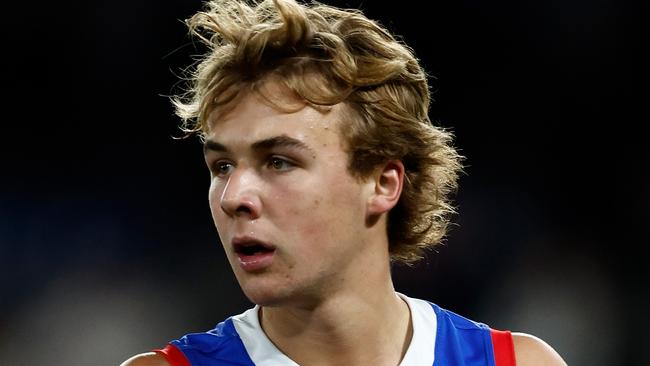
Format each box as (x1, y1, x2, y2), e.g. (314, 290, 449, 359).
(367, 160, 405, 217)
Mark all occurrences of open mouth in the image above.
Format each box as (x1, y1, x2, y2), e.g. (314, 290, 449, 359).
(232, 238, 276, 271)
(235, 243, 275, 256)
(233, 238, 276, 257)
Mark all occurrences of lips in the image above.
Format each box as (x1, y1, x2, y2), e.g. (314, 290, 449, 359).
(232, 237, 276, 272)
(233, 237, 275, 254)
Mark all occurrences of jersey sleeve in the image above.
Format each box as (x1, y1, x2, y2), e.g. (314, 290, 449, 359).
(153, 344, 192, 366)
(490, 329, 516, 366)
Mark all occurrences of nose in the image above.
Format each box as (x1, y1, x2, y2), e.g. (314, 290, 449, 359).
(219, 168, 262, 219)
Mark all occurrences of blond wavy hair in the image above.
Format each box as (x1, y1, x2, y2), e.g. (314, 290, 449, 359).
(173, 0, 463, 264)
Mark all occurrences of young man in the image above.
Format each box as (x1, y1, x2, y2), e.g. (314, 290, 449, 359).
(123, 0, 566, 365)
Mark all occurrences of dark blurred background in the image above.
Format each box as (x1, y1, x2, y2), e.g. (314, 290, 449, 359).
(1, 0, 647, 365)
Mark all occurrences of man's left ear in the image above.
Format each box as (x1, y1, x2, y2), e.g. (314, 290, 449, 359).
(367, 160, 405, 216)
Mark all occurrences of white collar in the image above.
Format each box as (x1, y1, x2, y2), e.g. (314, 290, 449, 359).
(231, 293, 437, 366)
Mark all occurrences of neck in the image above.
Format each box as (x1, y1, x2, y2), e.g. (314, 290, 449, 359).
(260, 254, 412, 365)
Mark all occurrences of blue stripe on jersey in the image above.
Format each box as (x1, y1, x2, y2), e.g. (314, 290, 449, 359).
(428, 302, 496, 366)
(171, 318, 255, 366)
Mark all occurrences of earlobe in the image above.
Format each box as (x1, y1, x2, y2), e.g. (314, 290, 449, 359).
(367, 160, 404, 216)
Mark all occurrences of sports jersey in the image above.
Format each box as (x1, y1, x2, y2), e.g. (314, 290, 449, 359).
(154, 293, 515, 365)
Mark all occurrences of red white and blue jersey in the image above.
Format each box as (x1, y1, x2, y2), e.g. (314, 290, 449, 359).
(155, 294, 515, 366)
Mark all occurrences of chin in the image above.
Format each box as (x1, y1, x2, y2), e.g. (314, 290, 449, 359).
(237, 276, 292, 307)
(242, 286, 289, 307)
(242, 281, 326, 310)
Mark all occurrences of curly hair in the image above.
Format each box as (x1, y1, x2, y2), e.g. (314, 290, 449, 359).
(173, 0, 463, 264)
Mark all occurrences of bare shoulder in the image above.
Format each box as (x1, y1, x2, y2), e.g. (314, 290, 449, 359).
(512, 332, 567, 366)
(120, 352, 170, 366)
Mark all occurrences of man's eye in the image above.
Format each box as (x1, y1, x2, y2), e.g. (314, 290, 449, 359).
(215, 162, 234, 176)
(268, 157, 293, 171)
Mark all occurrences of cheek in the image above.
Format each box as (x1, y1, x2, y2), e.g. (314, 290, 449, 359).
(208, 184, 217, 211)
(208, 178, 227, 205)
(208, 181, 226, 222)
(291, 181, 363, 244)
(295, 198, 326, 236)
(209, 185, 231, 249)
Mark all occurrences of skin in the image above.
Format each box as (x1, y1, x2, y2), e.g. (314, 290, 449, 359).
(203, 84, 411, 365)
(122, 81, 566, 366)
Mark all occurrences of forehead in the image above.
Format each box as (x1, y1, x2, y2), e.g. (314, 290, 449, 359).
(205, 86, 347, 149)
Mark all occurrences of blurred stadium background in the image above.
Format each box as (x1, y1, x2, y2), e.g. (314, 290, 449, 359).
(1, 0, 647, 365)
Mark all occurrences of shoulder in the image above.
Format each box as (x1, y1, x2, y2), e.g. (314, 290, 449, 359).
(120, 352, 170, 366)
(512, 332, 567, 366)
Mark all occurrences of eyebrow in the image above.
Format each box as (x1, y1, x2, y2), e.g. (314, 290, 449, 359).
(203, 140, 228, 154)
(203, 135, 314, 155)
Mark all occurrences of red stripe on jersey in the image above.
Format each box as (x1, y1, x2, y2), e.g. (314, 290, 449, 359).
(154, 344, 191, 366)
(490, 329, 516, 366)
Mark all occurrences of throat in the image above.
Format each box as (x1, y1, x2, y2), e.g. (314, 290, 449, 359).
(259, 292, 413, 366)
